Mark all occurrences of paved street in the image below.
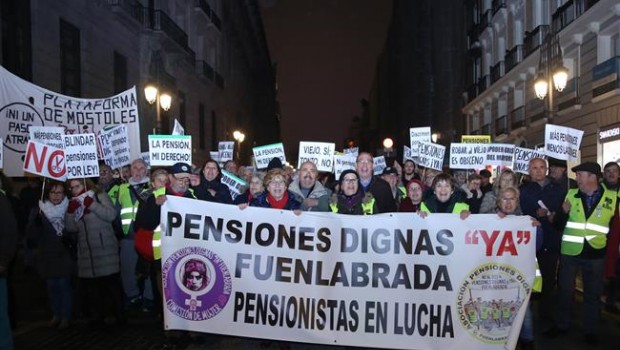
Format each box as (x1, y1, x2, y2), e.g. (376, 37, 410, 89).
(8, 248, 620, 350)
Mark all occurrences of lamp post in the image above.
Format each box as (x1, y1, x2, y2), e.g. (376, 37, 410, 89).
(382, 137, 394, 159)
(533, 32, 568, 119)
(144, 85, 172, 134)
(233, 130, 245, 161)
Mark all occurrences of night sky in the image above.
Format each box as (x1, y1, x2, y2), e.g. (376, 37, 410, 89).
(260, 0, 392, 155)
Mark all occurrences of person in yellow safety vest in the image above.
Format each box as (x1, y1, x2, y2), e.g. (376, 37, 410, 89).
(547, 162, 618, 346)
(97, 163, 121, 204)
(329, 169, 377, 215)
(418, 172, 470, 219)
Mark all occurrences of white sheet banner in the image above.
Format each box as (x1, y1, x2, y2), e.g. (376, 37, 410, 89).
(160, 197, 535, 350)
(0, 65, 140, 176)
(220, 169, 247, 200)
(485, 144, 515, 167)
(544, 124, 583, 161)
(253, 143, 286, 170)
(22, 140, 66, 180)
(450, 143, 486, 169)
(149, 135, 192, 166)
(218, 141, 234, 163)
(29, 126, 65, 149)
(97, 125, 131, 169)
(333, 154, 356, 179)
(409, 126, 431, 157)
(418, 142, 445, 171)
(298, 141, 335, 172)
(63, 133, 99, 179)
(373, 155, 386, 175)
(0, 138, 3, 169)
(513, 147, 547, 174)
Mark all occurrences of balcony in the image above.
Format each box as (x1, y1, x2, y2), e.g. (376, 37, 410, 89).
(194, 0, 221, 31)
(481, 123, 492, 136)
(505, 45, 523, 73)
(524, 25, 550, 58)
(492, 0, 506, 16)
(495, 115, 508, 135)
(552, 0, 576, 33)
(466, 83, 478, 102)
(592, 56, 620, 102)
(108, 0, 147, 26)
(479, 10, 492, 30)
(510, 106, 525, 129)
(557, 77, 581, 111)
(199, 60, 215, 81)
(491, 61, 505, 84)
(477, 74, 490, 93)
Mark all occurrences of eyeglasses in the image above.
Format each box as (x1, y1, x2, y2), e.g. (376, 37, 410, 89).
(269, 180, 286, 187)
(173, 175, 190, 182)
(356, 159, 372, 164)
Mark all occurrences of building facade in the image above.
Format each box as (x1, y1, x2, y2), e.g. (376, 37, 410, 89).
(0, 0, 279, 164)
(463, 0, 620, 165)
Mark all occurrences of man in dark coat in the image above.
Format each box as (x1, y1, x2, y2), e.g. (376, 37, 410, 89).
(355, 152, 397, 213)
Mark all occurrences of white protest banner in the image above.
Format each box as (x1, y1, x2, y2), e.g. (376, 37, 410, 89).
(485, 144, 515, 167)
(22, 140, 66, 180)
(373, 155, 387, 175)
(160, 197, 535, 350)
(149, 135, 192, 166)
(450, 143, 486, 169)
(333, 154, 356, 179)
(172, 118, 185, 135)
(298, 141, 335, 172)
(513, 147, 547, 174)
(97, 125, 131, 169)
(418, 142, 445, 171)
(0, 66, 140, 177)
(409, 126, 431, 157)
(220, 169, 247, 200)
(544, 124, 583, 161)
(140, 152, 151, 169)
(253, 142, 286, 170)
(29, 126, 65, 149)
(63, 133, 99, 179)
(0, 138, 2, 168)
(344, 147, 359, 158)
(218, 141, 235, 163)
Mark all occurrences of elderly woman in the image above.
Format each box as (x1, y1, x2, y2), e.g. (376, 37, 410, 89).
(419, 172, 470, 218)
(399, 179, 426, 212)
(241, 168, 301, 211)
(234, 172, 265, 204)
(480, 169, 520, 214)
(65, 178, 124, 325)
(26, 180, 73, 330)
(329, 169, 377, 215)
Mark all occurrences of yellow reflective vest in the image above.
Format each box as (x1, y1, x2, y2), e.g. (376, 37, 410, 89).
(561, 188, 617, 255)
(419, 201, 469, 214)
(151, 187, 196, 260)
(329, 197, 375, 215)
(117, 183, 148, 235)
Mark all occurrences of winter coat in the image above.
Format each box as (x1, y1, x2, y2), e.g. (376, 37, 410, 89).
(65, 191, 120, 278)
(288, 180, 332, 212)
(26, 209, 74, 278)
(250, 191, 301, 210)
(192, 174, 233, 204)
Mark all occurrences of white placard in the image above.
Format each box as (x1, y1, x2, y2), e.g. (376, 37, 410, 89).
(544, 124, 583, 161)
(63, 133, 99, 179)
(253, 142, 286, 170)
(343, 147, 359, 158)
(139, 151, 151, 169)
(149, 135, 192, 166)
(160, 197, 535, 350)
(513, 147, 547, 174)
(449, 143, 486, 169)
(220, 169, 247, 200)
(333, 154, 356, 179)
(486, 144, 515, 167)
(209, 151, 219, 162)
(298, 141, 335, 172)
(97, 125, 131, 169)
(373, 156, 386, 175)
(28, 126, 65, 149)
(403, 145, 413, 163)
(172, 118, 185, 136)
(418, 142, 445, 171)
(22, 140, 66, 180)
(218, 141, 235, 163)
(409, 127, 431, 157)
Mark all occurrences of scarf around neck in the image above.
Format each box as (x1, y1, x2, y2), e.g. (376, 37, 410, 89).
(267, 191, 289, 209)
(39, 197, 69, 236)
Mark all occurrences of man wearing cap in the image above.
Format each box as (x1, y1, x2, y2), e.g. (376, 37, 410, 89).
(479, 169, 493, 194)
(381, 166, 405, 206)
(288, 161, 331, 212)
(355, 152, 397, 213)
(548, 157, 578, 191)
(548, 162, 619, 345)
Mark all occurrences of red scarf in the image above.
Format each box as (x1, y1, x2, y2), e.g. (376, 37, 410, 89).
(267, 191, 288, 209)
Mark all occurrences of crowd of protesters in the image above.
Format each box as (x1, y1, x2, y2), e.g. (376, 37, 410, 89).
(0, 151, 619, 350)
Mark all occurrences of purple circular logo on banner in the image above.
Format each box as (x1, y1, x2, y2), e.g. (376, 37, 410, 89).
(162, 246, 232, 321)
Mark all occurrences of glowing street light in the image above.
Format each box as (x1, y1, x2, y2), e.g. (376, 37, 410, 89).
(144, 84, 172, 134)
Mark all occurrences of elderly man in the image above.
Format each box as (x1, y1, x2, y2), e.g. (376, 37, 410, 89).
(355, 152, 397, 213)
(519, 157, 565, 324)
(547, 162, 618, 346)
(288, 161, 331, 211)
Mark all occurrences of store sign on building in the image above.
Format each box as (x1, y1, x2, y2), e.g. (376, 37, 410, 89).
(599, 123, 620, 143)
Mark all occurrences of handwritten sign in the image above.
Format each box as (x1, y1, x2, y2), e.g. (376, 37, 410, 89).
(29, 126, 65, 149)
(253, 143, 286, 170)
(218, 141, 234, 162)
(544, 124, 583, 161)
(333, 154, 356, 179)
(139, 151, 150, 169)
(149, 135, 192, 166)
(409, 127, 431, 157)
(22, 140, 66, 180)
(373, 156, 386, 175)
(450, 143, 486, 169)
(298, 141, 335, 172)
(97, 125, 131, 169)
(417, 142, 445, 171)
(220, 169, 247, 200)
(343, 147, 358, 158)
(485, 144, 515, 167)
(513, 147, 546, 174)
(63, 134, 98, 179)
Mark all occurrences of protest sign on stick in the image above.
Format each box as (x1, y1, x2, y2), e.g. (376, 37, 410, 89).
(253, 143, 286, 170)
(22, 140, 66, 180)
(63, 133, 99, 179)
(149, 135, 192, 167)
(298, 141, 335, 172)
(544, 124, 583, 161)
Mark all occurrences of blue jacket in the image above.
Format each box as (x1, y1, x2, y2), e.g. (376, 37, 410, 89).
(519, 179, 566, 253)
(250, 190, 301, 211)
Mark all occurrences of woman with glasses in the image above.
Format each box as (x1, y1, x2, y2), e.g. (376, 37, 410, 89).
(399, 179, 425, 213)
(234, 172, 265, 204)
(26, 180, 74, 330)
(329, 169, 377, 215)
(65, 178, 125, 326)
(241, 168, 301, 211)
(480, 169, 520, 214)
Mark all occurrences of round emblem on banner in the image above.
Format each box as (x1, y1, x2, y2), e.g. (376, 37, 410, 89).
(0, 102, 44, 153)
(455, 263, 530, 344)
(162, 246, 232, 321)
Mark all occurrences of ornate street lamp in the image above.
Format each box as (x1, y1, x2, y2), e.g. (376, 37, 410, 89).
(233, 130, 245, 161)
(534, 33, 568, 105)
(144, 84, 172, 134)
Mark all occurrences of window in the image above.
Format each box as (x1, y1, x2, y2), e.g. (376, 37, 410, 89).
(199, 103, 205, 150)
(60, 18, 81, 96)
(613, 34, 620, 57)
(514, 82, 524, 108)
(113, 51, 127, 93)
(1, 0, 32, 79)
